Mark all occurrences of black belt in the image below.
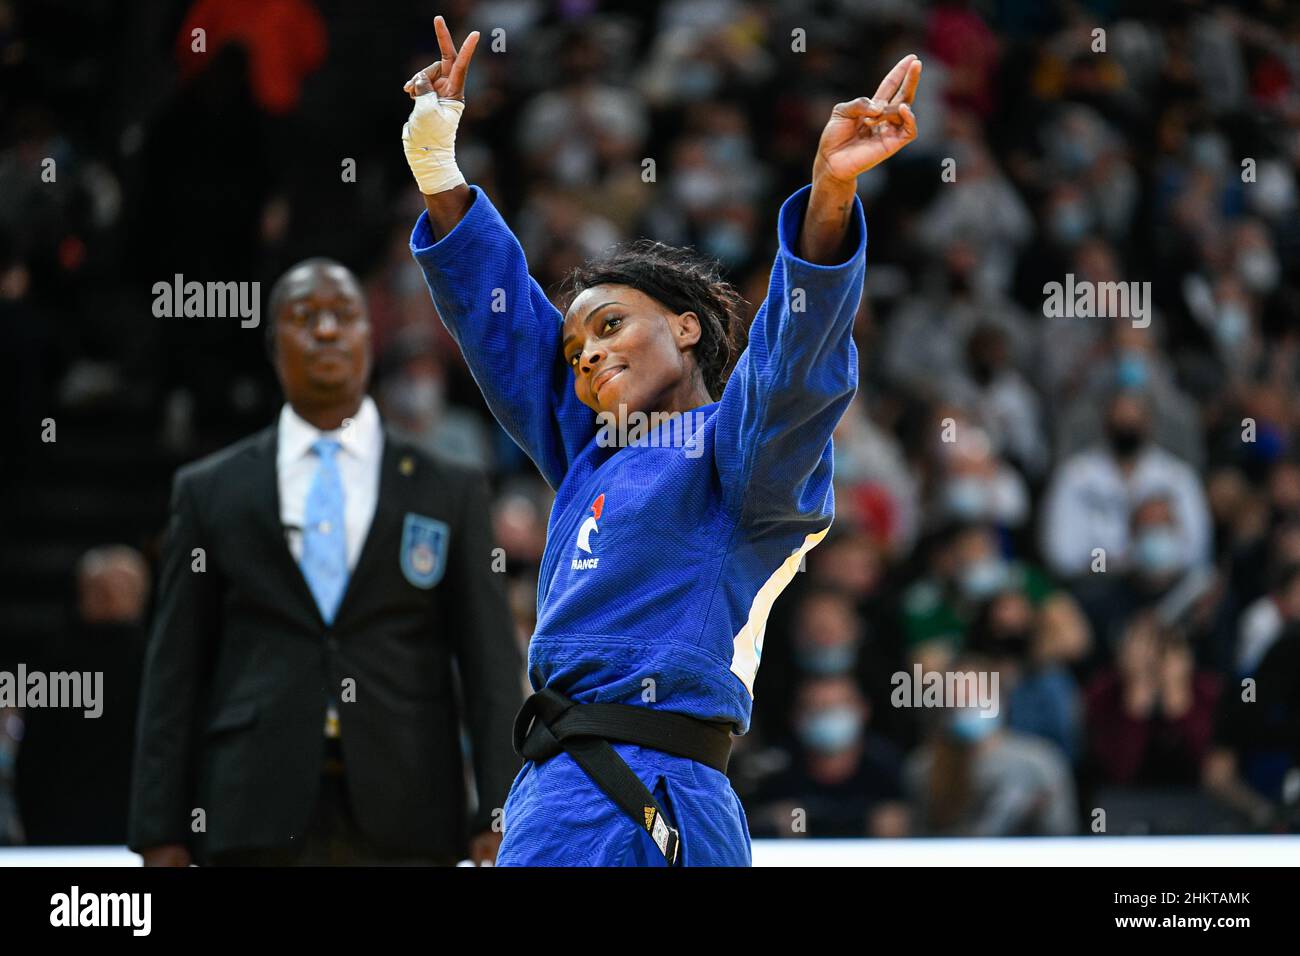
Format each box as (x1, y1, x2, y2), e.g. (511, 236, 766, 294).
(322, 735, 345, 776)
(512, 687, 733, 865)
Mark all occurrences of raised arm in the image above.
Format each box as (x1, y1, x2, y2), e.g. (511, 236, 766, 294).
(714, 55, 921, 525)
(402, 17, 477, 239)
(423, 183, 474, 240)
(402, 18, 594, 489)
(801, 55, 920, 262)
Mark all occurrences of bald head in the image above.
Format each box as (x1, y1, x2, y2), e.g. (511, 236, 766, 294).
(266, 258, 372, 422)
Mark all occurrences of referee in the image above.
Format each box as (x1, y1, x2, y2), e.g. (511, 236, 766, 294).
(129, 258, 522, 865)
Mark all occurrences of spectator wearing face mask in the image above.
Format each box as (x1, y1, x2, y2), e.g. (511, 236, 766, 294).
(1041, 390, 1212, 581)
(1084, 618, 1221, 789)
(1079, 495, 1207, 653)
(799, 534, 917, 748)
(927, 415, 1030, 531)
(791, 585, 864, 679)
(1054, 321, 1204, 472)
(748, 580, 862, 744)
(749, 676, 908, 839)
(902, 521, 1088, 674)
(760, 582, 907, 749)
(375, 334, 494, 473)
(1128, 495, 1199, 585)
(967, 593, 1084, 763)
(1185, 272, 1263, 380)
(904, 655, 1077, 836)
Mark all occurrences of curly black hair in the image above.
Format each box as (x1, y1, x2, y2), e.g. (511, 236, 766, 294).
(559, 239, 749, 402)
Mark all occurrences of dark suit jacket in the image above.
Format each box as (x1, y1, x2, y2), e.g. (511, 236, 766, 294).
(128, 421, 523, 861)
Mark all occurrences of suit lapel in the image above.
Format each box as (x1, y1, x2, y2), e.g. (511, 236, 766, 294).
(251, 422, 430, 630)
(248, 425, 327, 630)
(332, 431, 409, 626)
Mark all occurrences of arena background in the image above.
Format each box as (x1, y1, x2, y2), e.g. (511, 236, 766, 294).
(1, 0, 1299, 863)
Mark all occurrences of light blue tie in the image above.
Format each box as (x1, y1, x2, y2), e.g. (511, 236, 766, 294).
(301, 438, 349, 625)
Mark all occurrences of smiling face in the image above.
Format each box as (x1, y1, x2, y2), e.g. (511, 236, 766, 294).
(561, 284, 705, 416)
(272, 262, 371, 414)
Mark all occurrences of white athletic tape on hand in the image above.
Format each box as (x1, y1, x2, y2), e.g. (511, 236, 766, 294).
(402, 92, 466, 195)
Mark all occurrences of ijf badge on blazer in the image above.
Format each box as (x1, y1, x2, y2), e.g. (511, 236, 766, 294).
(400, 513, 450, 589)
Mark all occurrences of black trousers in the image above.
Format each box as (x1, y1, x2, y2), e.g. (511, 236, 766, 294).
(208, 769, 458, 867)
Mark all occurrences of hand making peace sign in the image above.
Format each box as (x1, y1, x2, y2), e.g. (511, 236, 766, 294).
(404, 15, 480, 102)
(814, 54, 923, 184)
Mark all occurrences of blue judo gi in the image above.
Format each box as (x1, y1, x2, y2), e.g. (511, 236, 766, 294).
(411, 184, 866, 865)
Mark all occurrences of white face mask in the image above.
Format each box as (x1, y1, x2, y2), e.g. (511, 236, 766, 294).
(1051, 202, 1090, 244)
(949, 707, 1001, 743)
(1237, 249, 1280, 294)
(673, 169, 726, 212)
(387, 374, 442, 422)
(799, 706, 863, 753)
(1133, 526, 1183, 576)
(943, 477, 989, 519)
(1249, 160, 1297, 218)
(1214, 304, 1250, 349)
(958, 557, 1009, 600)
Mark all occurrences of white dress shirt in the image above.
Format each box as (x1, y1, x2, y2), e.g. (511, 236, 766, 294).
(277, 395, 384, 572)
(1039, 444, 1212, 579)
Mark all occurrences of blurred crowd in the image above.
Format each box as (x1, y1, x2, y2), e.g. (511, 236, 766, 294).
(3, 0, 1300, 845)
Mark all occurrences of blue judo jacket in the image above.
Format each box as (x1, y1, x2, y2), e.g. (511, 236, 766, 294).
(410, 184, 866, 738)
